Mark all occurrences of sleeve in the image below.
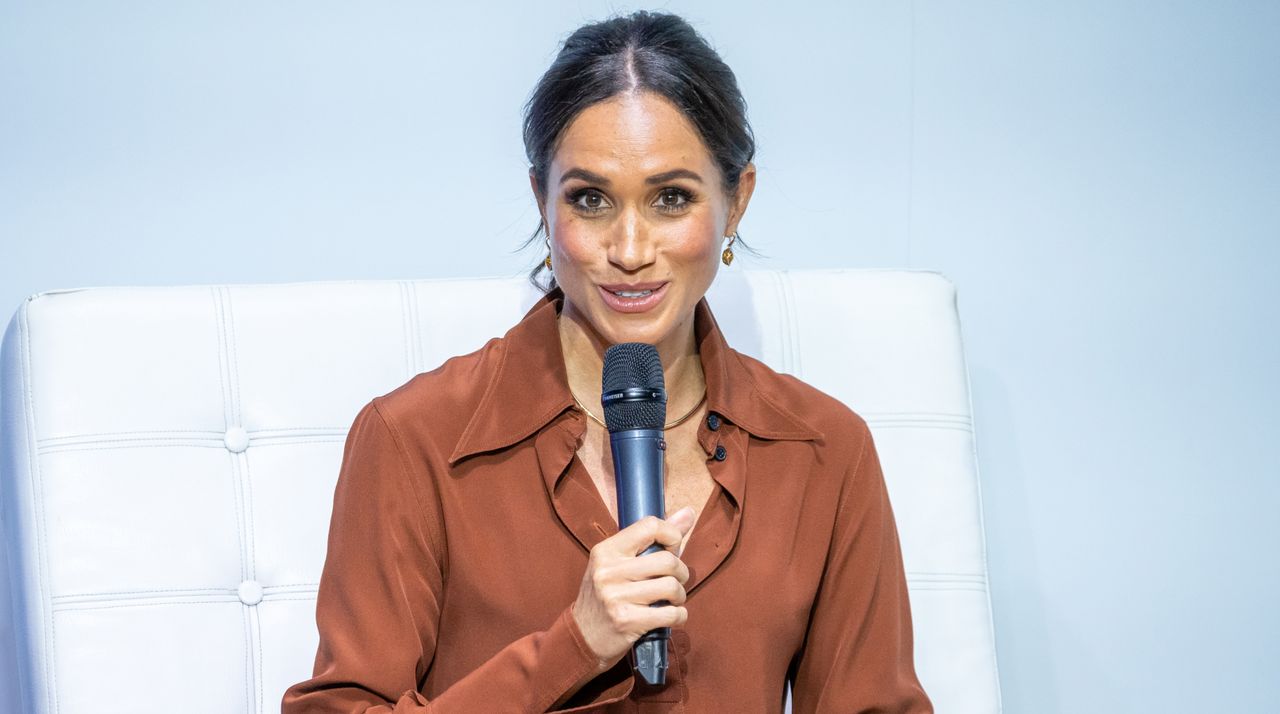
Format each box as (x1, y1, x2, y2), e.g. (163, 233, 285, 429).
(789, 423, 934, 714)
(281, 400, 623, 713)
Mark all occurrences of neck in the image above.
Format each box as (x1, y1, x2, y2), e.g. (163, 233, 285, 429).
(557, 304, 706, 419)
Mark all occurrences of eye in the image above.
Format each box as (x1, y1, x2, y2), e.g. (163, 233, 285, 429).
(654, 187, 693, 213)
(568, 188, 610, 215)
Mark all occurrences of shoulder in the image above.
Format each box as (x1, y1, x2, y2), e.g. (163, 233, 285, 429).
(359, 335, 509, 456)
(731, 348, 872, 463)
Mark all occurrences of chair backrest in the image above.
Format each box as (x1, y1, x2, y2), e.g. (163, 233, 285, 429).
(0, 269, 1001, 713)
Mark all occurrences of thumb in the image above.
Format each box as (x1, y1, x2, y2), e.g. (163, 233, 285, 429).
(667, 506, 696, 534)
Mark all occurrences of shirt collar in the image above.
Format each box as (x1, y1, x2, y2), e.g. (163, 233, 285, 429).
(448, 288, 821, 465)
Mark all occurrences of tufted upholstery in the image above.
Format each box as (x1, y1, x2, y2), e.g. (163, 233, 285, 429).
(0, 269, 1001, 713)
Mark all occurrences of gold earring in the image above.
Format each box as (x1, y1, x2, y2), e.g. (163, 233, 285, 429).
(722, 232, 737, 266)
(544, 235, 552, 270)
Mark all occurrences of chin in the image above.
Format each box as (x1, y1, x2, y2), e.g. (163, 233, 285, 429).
(594, 316, 671, 348)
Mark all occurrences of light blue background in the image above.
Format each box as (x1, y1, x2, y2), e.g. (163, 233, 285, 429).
(2, 2, 1276, 711)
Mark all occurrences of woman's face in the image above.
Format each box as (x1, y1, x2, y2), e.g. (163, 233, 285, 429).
(533, 90, 755, 358)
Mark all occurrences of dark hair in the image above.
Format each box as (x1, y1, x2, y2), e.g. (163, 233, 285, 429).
(521, 10, 756, 292)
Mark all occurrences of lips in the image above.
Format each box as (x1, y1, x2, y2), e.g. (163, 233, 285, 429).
(597, 282, 669, 314)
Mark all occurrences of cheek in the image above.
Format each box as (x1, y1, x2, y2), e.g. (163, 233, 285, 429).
(550, 219, 598, 265)
(658, 213, 723, 263)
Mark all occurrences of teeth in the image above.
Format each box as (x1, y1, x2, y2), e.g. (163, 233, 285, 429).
(613, 290, 652, 298)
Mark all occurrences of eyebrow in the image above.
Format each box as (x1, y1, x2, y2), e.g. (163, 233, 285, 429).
(558, 167, 704, 186)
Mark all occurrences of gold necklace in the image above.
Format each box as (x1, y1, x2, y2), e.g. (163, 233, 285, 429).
(571, 390, 708, 431)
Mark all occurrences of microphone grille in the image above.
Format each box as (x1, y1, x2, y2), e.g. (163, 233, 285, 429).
(601, 343, 667, 432)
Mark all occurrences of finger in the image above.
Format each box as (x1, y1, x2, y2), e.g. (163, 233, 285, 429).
(642, 604, 689, 630)
(617, 603, 688, 636)
(607, 516, 685, 557)
(614, 575, 687, 607)
(613, 549, 690, 584)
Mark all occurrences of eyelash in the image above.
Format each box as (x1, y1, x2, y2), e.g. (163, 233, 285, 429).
(566, 187, 694, 215)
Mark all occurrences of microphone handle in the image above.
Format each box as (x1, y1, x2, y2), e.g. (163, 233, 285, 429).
(609, 428, 669, 686)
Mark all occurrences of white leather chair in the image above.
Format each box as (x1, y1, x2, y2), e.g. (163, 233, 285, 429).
(0, 269, 1001, 713)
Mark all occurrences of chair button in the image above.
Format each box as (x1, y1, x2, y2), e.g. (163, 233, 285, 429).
(224, 426, 249, 453)
(706, 413, 721, 431)
(713, 445, 727, 461)
(238, 580, 263, 606)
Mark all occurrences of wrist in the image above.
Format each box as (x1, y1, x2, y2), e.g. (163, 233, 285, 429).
(568, 602, 614, 674)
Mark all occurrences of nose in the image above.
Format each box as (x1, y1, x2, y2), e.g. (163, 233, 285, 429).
(606, 207, 655, 272)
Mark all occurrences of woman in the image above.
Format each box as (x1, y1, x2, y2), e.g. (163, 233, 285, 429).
(283, 10, 932, 713)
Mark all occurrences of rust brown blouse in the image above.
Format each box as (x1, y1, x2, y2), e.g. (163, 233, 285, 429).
(281, 291, 932, 713)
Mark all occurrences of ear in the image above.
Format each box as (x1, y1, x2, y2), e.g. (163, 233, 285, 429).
(529, 169, 549, 233)
(723, 162, 757, 236)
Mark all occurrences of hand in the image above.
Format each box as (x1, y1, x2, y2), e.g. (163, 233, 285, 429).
(570, 507, 696, 672)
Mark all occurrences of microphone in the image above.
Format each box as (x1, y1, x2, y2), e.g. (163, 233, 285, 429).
(601, 342, 669, 687)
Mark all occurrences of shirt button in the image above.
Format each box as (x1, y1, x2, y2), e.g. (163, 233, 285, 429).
(706, 413, 721, 431)
(713, 445, 728, 461)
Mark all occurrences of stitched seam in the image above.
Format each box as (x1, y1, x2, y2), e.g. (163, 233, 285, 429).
(38, 431, 346, 449)
(240, 601, 252, 713)
(772, 272, 791, 373)
(213, 288, 233, 425)
(224, 288, 261, 712)
(408, 280, 423, 375)
(236, 426, 346, 432)
(780, 271, 804, 377)
(224, 288, 244, 423)
(372, 402, 448, 573)
(253, 605, 263, 714)
(43, 438, 219, 447)
(907, 583, 989, 592)
(227, 452, 247, 583)
(217, 288, 251, 586)
(867, 422, 974, 433)
(243, 454, 257, 580)
(834, 426, 870, 553)
(39, 426, 348, 442)
(859, 410, 972, 420)
(50, 593, 316, 609)
(40, 428, 223, 440)
(819, 425, 885, 692)
(38, 437, 343, 455)
(399, 281, 414, 380)
(54, 587, 243, 600)
(52, 598, 240, 612)
(212, 287, 232, 436)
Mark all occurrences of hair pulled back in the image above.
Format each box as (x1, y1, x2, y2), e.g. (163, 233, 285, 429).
(522, 10, 755, 291)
